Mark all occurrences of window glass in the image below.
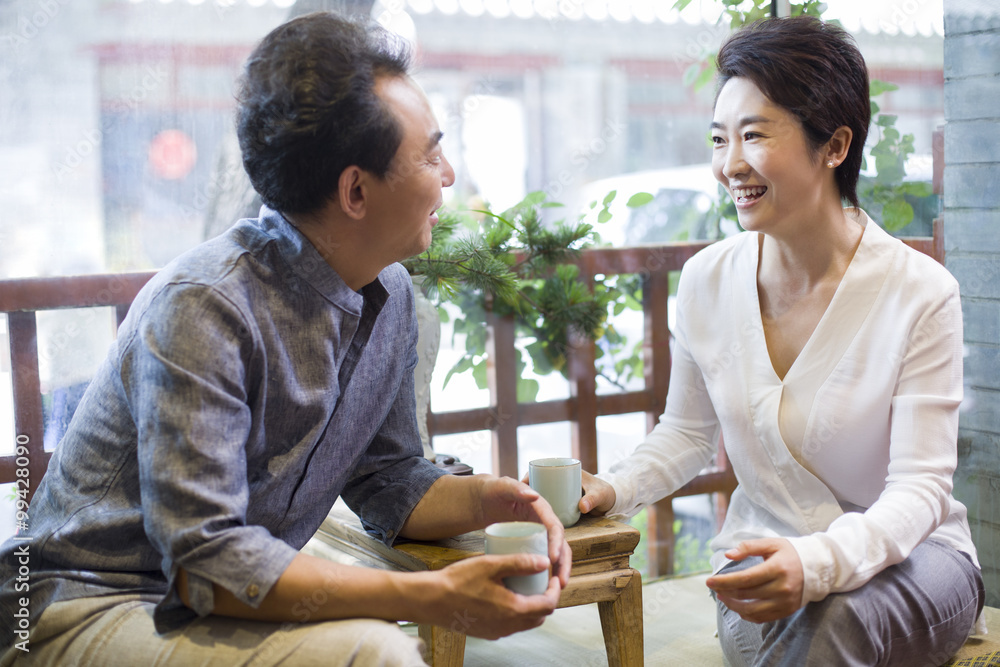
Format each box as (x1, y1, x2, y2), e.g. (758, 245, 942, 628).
(518, 421, 572, 474)
(1, 1, 946, 481)
(0, 0, 944, 281)
(431, 429, 492, 476)
(35, 308, 118, 451)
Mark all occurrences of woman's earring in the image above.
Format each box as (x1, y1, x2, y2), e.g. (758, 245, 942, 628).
(827, 160, 835, 168)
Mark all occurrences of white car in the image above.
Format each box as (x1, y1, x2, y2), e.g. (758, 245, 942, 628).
(575, 163, 737, 248)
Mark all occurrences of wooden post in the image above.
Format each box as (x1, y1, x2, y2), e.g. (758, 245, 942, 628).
(643, 268, 672, 434)
(647, 497, 676, 577)
(598, 570, 644, 666)
(569, 327, 599, 475)
(643, 268, 675, 576)
(418, 624, 467, 667)
(486, 309, 519, 478)
(7, 312, 49, 503)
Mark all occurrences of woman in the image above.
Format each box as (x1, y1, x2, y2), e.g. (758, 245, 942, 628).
(581, 16, 984, 666)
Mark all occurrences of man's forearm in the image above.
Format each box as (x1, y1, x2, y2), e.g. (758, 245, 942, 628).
(178, 553, 434, 624)
(399, 473, 491, 540)
(177, 547, 562, 641)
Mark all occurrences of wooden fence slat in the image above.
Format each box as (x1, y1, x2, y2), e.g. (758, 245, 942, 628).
(0, 233, 951, 573)
(486, 310, 520, 478)
(569, 329, 599, 475)
(643, 268, 672, 433)
(7, 312, 48, 502)
(0, 272, 155, 312)
(427, 391, 656, 436)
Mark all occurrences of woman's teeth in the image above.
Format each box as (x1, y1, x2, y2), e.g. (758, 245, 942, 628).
(734, 186, 766, 200)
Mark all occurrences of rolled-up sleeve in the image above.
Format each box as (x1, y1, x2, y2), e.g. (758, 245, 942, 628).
(119, 282, 298, 631)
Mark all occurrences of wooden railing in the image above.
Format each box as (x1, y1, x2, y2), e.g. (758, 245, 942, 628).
(426, 222, 944, 575)
(0, 272, 156, 507)
(0, 226, 944, 577)
(425, 243, 733, 575)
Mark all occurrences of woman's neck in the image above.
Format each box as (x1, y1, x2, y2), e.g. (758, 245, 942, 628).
(757, 206, 865, 293)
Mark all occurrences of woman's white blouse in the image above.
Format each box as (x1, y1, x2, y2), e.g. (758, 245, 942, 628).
(600, 209, 980, 609)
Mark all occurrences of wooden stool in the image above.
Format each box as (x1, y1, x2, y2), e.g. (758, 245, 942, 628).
(315, 506, 643, 667)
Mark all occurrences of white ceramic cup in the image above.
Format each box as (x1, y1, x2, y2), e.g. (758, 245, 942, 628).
(484, 521, 550, 596)
(528, 457, 582, 528)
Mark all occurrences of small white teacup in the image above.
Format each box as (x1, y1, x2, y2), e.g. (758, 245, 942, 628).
(528, 457, 582, 528)
(484, 521, 549, 596)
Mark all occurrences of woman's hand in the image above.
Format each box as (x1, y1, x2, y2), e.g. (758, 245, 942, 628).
(579, 470, 616, 516)
(705, 538, 805, 623)
(478, 476, 572, 587)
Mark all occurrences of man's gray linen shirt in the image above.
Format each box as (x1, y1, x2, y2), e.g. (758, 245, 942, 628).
(0, 207, 445, 646)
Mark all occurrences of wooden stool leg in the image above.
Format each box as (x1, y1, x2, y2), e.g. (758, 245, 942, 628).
(597, 571, 644, 667)
(417, 623, 466, 667)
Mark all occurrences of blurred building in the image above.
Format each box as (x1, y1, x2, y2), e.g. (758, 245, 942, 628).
(0, 0, 945, 278)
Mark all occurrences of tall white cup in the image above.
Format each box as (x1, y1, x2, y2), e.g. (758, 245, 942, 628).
(528, 457, 582, 528)
(484, 522, 549, 596)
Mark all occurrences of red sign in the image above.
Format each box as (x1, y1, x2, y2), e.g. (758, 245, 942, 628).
(148, 129, 197, 180)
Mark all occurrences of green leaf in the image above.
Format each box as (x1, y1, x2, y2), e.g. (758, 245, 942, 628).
(875, 114, 898, 128)
(874, 155, 904, 184)
(682, 61, 704, 88)
(899, 181, 933, 197)
(602, 190, 617, 207)
(672, 0, 694, 10)
(516, 377, 540, 403)
(881, 198, 915, 232)
(465, 327, 487, 357)
(869, 79, 899, 97)
(522, 190, 548, 206)
(668, 270, 681, 296)
(443, 355, 475, 389)
(472, 359, 488, 390)
(692, 60, 717, 91)
(870, 100, 880, 116)
(626, 192, 655, 208)
(525, 340, 553, 374)
(597, 208, 613, 224)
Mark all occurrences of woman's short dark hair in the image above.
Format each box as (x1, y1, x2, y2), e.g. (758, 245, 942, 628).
(236, 12, 411, 215)
(715, 16, 870, 209)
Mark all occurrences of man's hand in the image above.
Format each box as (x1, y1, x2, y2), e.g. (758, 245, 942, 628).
(579, 470, 616, 516)
(705, 538, 804, 623)
(478, 476, 572, 587)
(420, 553, 561, 639)
(400, 474, 571, 587)
(177, 550, 560, 639)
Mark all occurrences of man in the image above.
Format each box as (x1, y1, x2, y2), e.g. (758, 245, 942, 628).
(0, 12, 570, 665)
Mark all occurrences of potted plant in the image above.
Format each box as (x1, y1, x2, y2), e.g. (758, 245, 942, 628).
(402, 189, 652, 424)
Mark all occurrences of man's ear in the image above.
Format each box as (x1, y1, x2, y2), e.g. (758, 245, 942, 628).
(337, 165, 367, 220)
(824, 126, 853, 168)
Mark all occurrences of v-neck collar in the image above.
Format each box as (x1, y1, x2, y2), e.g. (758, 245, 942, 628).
(745, 211, 890, 386)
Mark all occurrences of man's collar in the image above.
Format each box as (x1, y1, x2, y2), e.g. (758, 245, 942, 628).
(256, 205, 375, 314)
